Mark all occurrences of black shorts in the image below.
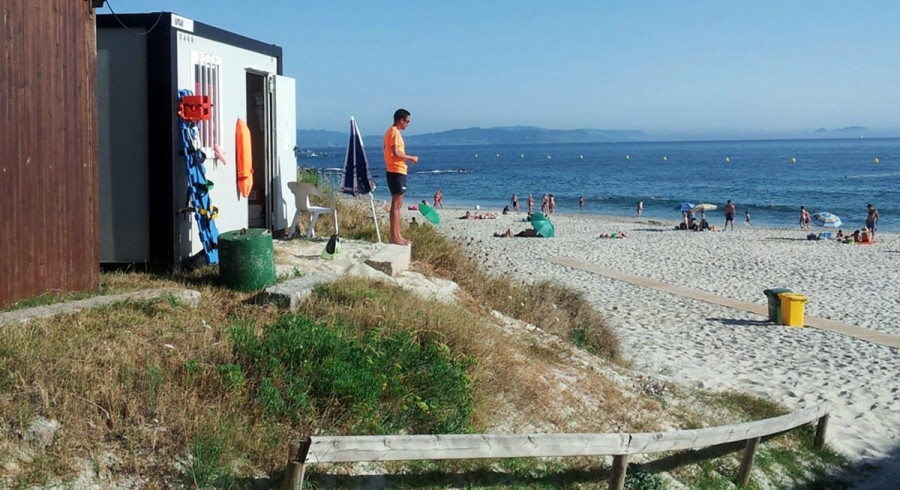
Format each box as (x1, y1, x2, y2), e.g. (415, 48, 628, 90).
(386, 172, 407, 195)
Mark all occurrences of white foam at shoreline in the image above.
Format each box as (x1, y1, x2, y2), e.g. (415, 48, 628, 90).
(421, 207, 900, 486)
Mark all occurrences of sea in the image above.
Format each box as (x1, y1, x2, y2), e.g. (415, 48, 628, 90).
(297, 137, 900, 233)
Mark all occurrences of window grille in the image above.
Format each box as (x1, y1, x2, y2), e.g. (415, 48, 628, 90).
(191, 52, 223, 151)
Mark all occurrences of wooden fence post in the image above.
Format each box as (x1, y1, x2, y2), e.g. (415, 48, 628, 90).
(735, 437, 760, 486)
(283, 438, 312, 490)
(609, 454, 629, 490)
(814, 414, 829, 450)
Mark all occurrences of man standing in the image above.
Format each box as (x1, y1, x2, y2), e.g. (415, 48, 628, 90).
(724, 200, 736, 230)
(383, 109, 418, 245)
(866, 203, 879, 240)
(511, 193, 519, 212)
(637, 201, 643, 218)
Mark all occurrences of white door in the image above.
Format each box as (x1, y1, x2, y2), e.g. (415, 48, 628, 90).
(268, 74, 296, 231)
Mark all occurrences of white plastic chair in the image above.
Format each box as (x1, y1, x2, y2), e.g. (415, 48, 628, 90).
(287, 181, 338, 239)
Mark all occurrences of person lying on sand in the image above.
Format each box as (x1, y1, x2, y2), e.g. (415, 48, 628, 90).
(460, 211, 497, 220)
(493, 228, 540, 238)
(599, 231, 628, 238)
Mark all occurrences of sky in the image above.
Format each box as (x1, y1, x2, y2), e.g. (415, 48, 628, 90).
(103, 1, 899, 137)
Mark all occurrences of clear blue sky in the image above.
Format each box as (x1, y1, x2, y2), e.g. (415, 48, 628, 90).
(105, 1, 899, 136)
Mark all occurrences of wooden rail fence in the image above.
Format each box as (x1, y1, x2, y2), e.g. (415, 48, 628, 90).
(283, 402, 829, 489)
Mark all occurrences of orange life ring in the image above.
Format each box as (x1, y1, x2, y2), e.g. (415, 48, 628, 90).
(235, 118, 253, 198)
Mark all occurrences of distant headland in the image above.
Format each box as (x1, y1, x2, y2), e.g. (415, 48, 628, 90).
(297, 125, 897, 148)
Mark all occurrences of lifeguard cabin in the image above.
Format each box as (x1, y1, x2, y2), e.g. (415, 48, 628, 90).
(97, 12, 296, 265)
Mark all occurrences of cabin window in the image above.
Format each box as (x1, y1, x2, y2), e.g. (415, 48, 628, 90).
(191, 52, 223, 152)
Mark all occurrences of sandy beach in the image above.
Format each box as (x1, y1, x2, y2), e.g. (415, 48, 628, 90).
(416, 206, 900, 485)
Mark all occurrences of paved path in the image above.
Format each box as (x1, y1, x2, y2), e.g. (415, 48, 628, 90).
(0, 288, 201, 327)
(548, 256, 900, 350)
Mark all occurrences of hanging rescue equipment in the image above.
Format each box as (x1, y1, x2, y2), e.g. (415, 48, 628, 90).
(178, 90, 220, 265)
(235, 118, 253, 198)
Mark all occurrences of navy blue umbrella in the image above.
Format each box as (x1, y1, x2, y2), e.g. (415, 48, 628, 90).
(341, 117, 375, 196)
(340, 116, 381, 242)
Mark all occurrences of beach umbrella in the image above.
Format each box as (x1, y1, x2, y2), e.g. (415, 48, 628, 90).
(340, 116, 381, 242)
(690, 203, 717, 212)
(812, 212, 842, 228)
(674, 202, 695, 212)
(418, 202, 440, 225)
(530, 213, 555, 238)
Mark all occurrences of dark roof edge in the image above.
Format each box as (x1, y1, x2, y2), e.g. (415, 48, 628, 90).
(97, 12, 283, 72)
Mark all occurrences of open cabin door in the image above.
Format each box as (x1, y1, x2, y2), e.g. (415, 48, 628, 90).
(267, 74, 296, 232)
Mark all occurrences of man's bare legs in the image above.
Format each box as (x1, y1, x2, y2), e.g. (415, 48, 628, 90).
(390, 193, 411, 245)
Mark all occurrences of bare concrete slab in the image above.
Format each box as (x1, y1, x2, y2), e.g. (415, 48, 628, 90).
(364, 244, 411, 277)
(0, 288, 202, 327)
(259, 272, 341, 310)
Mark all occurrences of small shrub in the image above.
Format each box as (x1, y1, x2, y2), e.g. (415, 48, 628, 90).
(226, 314, 474, 434)
(184, 426, 236, 488)
(625, 465, 664, 490)
(216, 364, 245, 394)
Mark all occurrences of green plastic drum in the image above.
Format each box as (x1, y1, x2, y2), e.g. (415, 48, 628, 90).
(218, 228, 276, 292)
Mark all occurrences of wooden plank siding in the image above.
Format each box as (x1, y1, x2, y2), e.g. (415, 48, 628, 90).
(0, 0, 99, 306)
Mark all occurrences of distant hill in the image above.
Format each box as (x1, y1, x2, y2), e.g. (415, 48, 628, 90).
(296, 129, 348, 148)
(297, 126, 648, 149)
(298, 125, 896, 148)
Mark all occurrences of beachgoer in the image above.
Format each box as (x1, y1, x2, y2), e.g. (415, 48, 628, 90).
(549, 194, 556, 214)
(579, 196, 584, 209)
(637, 201, 643, 218)
(434, 189, 443, 208)
(493, 228, 539, 238)
(866, 203, 879, 240)
(799, 206, 811, 229)
(859, 228, 872, 243)
(541, 194, 549, 214)
(383, 108, 418, 245)
(511, 194, 519, 212)
(745, 210, 751, 226)
(502, 205, 510, 215)
(724, 200, 736, 230)
(527, 194, 534, 214)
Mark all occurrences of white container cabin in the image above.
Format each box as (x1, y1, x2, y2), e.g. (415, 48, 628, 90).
(97, 12, 296, 265)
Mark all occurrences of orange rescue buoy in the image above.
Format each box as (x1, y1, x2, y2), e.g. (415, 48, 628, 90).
(236, 118, 253, 198)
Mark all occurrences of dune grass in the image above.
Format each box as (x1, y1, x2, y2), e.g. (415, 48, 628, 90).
(0, 197, 846, 488)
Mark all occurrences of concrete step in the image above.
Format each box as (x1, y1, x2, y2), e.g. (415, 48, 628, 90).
(365, 244, 411, 277)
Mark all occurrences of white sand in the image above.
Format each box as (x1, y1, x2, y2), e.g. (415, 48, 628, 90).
(422, 206, 900, 486)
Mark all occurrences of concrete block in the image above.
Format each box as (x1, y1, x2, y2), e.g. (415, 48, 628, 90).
(364, 244, 411, 277)
(260, 272, 340, 310)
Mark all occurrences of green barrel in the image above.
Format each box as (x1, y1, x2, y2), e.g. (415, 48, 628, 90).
(218, 228, 276, 292)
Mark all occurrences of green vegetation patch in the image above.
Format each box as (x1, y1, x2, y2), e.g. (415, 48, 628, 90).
(227, 313, 475, 435)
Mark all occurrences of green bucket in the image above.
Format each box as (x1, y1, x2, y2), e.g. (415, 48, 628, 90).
(218, 228, 276, 292)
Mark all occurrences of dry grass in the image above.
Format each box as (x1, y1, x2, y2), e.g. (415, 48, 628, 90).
(0, 197, 843, 487)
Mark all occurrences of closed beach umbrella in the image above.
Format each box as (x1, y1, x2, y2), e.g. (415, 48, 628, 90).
(674, 202, 695, 212)
(530, 213, 555, 238)
(690, 203, 717, 212)
(812, 212, 842, 228)
(418, 202, 440, 225)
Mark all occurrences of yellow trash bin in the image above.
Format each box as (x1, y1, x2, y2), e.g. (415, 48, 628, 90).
(779, 293, 808, 327)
